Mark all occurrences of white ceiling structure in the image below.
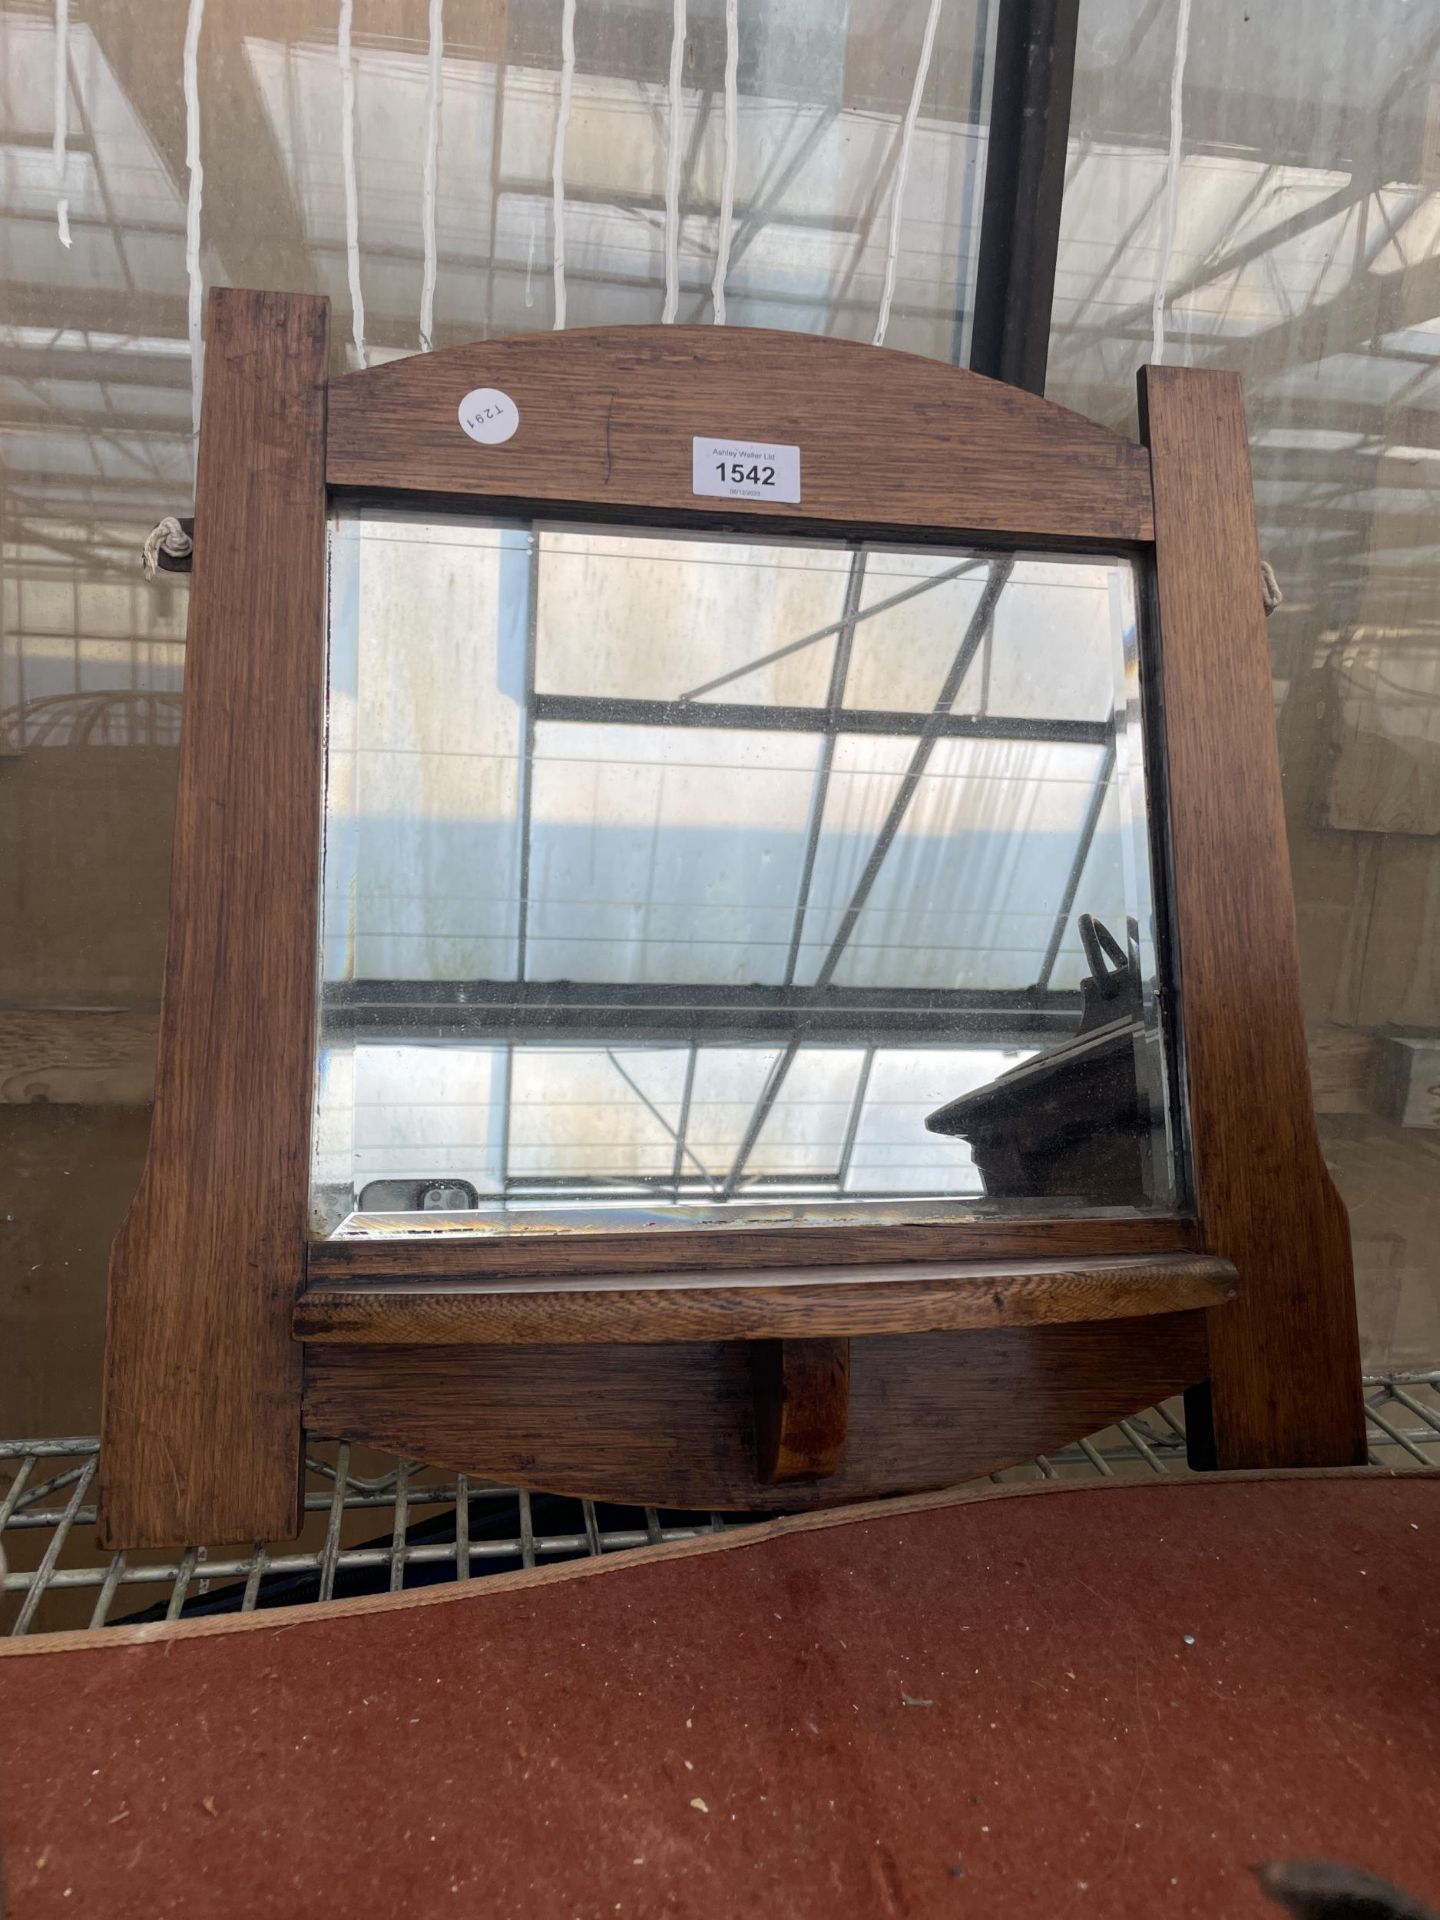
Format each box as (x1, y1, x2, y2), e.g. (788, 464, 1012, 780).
(4, 0, 1435, 1231)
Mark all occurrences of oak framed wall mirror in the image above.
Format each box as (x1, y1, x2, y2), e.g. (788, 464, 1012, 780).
(98, 290, 1365, 1550)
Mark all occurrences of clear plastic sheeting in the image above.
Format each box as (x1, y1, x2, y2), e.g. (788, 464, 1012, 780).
(1047, 0, 1440, 1369)
(311, 511, 1173, 1234)
(235, 1, 996, 357)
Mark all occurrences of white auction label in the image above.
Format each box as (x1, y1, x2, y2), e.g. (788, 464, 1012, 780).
(458, 387, 520, 445)
(692, 436, 800, 504)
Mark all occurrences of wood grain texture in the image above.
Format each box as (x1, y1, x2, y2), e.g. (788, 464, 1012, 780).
(293, 1251, 1237, 1346)
(302, 1312, 1211, 1511)
(1140, 366, 1365, 1470)
(98, 290, 331, 1550)
(307, 1211, 1202, 1282)
(752, 1338, 851, 1483)
(0, 1009, 157, 1106)
(326, 325, 1154, 544)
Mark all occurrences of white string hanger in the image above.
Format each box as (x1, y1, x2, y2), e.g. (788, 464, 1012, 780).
(419, 0, 444, 351)
(711, 0, 739, 323)
(53, 0, 71, 247)
(183, 0, 205, 440)
(874, 0, 943, 347)
(1150, 0, 1192, 365)
(661, 0, 687, 322)
(552, 0, 577, 329)
(339, 0, 367, 368)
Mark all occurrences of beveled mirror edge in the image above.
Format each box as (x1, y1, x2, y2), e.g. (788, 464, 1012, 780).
(313, 510, 1175, 1244)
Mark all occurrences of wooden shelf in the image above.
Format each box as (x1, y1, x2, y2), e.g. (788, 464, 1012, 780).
(294, 1252, 1237, 1348)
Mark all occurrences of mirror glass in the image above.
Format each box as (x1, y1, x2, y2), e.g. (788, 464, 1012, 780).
(311, 511, 1180, 1237)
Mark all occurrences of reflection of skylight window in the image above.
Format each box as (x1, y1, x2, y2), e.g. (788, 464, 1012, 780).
(311, 513, 1171, 1234)
(318, 1037, 1048, 1213)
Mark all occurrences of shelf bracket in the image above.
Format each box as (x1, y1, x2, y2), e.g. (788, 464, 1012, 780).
(752, 1338, 851, 1485)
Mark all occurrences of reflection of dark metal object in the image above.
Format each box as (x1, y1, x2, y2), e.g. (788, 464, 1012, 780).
(1255, 1860, 1440, 1920)
(924, 914, 1158, 1205)
(1076, 913, 1142, 1031)
(358, 1179, 480, 1214)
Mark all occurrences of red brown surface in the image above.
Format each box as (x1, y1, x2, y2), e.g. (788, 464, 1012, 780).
(2, 1474, 1437, 1919)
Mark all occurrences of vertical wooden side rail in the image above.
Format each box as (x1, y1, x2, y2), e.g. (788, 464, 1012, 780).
(98, 290, 331, 1548)
(1139, 365, 1365, 1470)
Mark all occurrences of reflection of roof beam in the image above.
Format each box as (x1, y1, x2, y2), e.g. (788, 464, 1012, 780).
(605, 1047, 720, 1192)
(0, 340, 192, 392)
(784, 553, 867, 985)
(677, 559, 985, 702)
(1, 283, 191, 337)
(5, 206, 933, 370)
(810, 558, 1015, 991)
(1051, 163, 1168, 347)
(500, 175, 863, 237)
(1056, 175, 1378, 361)
(1239, 398, 1438, 441)
(1036, 736, 1116, 994)
(1039, 379, 1440, 444)
(1078, 49, 1440, 175)
(2, 520, 153, 576)
(3, 397, 196, 441)
(1245, 504, 1440, 536)
(834, 1048, 875, 1193)
(1111, 0, 1169, 70)
(1251, 450, 1440, 492)
(1055, 13, 1440, 357)
(721, 1036, 799, 1197)
(712, 106, 840, 295)
(671, 1044, 699, 1197)
(87, 2, 313, 295)
(533, 691, 1107, 745)
(1198, 250, 1440, 380)
(819, 112, 907, 334)
(323, 978, 1081, 1046)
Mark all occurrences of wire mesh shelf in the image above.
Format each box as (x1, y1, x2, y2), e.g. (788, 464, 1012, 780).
(5, 1372, 1437, 1640)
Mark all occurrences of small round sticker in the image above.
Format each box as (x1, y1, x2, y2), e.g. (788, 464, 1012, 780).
(457, 387, 519, 446)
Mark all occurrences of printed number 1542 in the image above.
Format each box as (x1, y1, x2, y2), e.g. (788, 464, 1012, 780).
(717, 461, 775, 487)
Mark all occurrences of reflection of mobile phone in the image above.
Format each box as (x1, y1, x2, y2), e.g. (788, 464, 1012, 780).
(357, 1179, 480, 1213)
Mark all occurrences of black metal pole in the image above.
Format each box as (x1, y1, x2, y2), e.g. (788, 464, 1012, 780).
(968, 0, 1080, 395)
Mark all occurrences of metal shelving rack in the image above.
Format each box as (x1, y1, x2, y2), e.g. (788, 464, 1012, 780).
(5, 1370, 1438, 1640)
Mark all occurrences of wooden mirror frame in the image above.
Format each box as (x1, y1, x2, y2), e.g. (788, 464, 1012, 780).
(98, 290, 1364, 1550)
